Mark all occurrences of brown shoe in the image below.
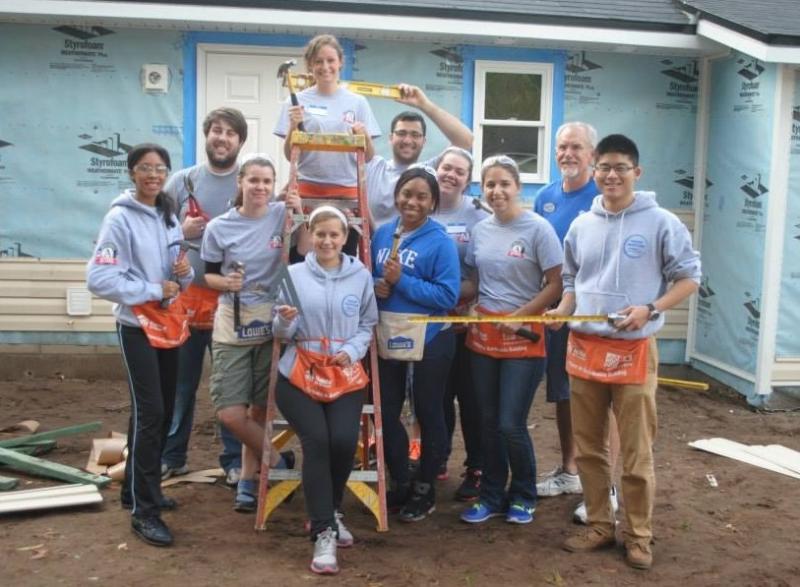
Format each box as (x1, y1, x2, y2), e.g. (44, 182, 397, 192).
(625, 542, 653, 570)
(562, 527, 616, 553)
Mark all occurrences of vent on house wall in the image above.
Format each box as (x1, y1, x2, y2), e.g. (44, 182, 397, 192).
(66, 287, 92, 316)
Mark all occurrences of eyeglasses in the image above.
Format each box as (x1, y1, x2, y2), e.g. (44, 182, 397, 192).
(595, 164, 635, 175)
(393, 130, 424, 140)
(133, 164, 169, 175)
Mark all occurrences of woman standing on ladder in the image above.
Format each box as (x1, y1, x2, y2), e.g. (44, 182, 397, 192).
(274, 34, 380, 197)
(87, 143, 192, 547)
(431, 147, 488, 500)
(200, 154, 301, 512)
(372, 166, 460, 522)
(273, 205, 378, 575)
(459, 156, 563, 526)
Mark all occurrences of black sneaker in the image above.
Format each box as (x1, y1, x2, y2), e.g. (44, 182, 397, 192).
(387, 481, 411, 514)
(131, 515, 173, 547)
(399, 482, 435, 522)
(122, 495, 177, 511)
(454, 468, 482, 502)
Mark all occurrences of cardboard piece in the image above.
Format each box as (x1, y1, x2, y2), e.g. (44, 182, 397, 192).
(161, 468, 224, 487)
(0, 420, 40, 434)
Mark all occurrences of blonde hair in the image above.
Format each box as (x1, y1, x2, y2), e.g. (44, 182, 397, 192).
(304, 35, 344, 71)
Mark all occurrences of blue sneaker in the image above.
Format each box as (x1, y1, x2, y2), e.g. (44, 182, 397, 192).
(506, 502, 535, 524)
(460, 502, 505, 524)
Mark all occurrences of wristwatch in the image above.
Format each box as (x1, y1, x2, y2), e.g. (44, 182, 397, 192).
(646, 303, 661, 321)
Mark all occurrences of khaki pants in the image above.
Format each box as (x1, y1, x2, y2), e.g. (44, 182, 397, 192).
(569, 337, 658, 547)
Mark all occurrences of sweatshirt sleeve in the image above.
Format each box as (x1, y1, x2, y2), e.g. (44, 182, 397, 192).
(393, 235, 460, 311)
(661, 216, 702, 283)
(87, 216, 163, 304)
(340, 273, 379, 363)
(561, 225, 579, 294)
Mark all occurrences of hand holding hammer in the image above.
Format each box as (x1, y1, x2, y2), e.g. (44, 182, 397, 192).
(277, 59, 305, 132)
(161, 240, 198, 308)
(229, 261, 245, 330)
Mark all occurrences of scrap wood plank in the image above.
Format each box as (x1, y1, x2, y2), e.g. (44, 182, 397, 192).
(741, 445, 800, 475)
(0, 447, 111, 487)
(0, 422, 102, 448)
(688, 438, 800, 480)
(0, 484, 102, 515)
(7, 440, 57, 457)
(0, 475, 18, 490)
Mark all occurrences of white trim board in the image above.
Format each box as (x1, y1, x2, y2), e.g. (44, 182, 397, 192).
(697, 20, 800, 65)
(689, 438, 800, 480)
(2, 1, 724, 55)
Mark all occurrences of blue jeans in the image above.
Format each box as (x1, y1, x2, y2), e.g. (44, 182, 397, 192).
(161, 328, 242, 472)
(471, 351, 545, 511)
(379, 328, 454, 486)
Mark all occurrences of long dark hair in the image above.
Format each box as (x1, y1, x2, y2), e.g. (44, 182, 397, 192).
(127, 142, 175, 228)
(394, 166, 441, 213)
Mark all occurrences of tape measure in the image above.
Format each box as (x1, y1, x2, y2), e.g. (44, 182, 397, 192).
(407, 314, 612, 324)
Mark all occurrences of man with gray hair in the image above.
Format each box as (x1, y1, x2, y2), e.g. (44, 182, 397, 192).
(534, 121, 620, 523)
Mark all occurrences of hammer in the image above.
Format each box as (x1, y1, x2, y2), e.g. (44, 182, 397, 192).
(472, 197, 493, 214)
(230, 261, 245, 330)
(161, 240, 200, 308)
(277, 59, 304, 132)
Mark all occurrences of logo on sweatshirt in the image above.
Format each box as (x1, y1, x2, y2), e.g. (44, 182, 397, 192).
(341, 294, 359, 318)
(622, 235, 647, 259)
(507, 240, 525, 258)
(342, 110, 356, 125)
(94, 242, 118, 265)
(269, 235, 283, 249)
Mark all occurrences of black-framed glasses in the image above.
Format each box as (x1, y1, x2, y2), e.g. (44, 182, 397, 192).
(595, 164, 635, 175)
(393, 130, 424, 140)
(133, 164, 170, 175)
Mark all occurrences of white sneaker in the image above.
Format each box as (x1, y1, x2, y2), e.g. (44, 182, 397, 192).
(536, 467, 583, 496)
(573, 486, 619, 525)
(225, 467, 241, 487)
(335, 511, 354, 548)
(310, 527, 339, 575)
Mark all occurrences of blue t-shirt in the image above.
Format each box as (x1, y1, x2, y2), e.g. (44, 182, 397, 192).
(534, 178, 598, 243)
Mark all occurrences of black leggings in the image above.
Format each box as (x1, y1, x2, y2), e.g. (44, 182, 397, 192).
(117, 323, 178, 519)
(275, 375, 364, 539)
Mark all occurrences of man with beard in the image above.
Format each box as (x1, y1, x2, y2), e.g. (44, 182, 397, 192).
(159, 107, 247, 486)
(367, 84, 473, 229)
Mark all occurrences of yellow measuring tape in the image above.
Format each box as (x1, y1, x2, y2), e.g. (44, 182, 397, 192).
(407, 315, 612, 324)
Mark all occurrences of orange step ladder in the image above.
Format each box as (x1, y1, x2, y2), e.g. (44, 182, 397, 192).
(255, 131, 388, 532)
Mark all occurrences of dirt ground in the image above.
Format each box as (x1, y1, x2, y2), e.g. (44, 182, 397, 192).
(1, 365, 798, 587)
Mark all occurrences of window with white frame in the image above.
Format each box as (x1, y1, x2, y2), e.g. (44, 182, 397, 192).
(472, 60, 553, 184)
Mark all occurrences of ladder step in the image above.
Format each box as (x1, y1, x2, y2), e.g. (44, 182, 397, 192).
(269, 469, 378, 482)
(290, 131, 366, 152)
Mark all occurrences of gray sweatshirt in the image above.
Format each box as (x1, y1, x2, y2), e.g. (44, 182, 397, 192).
(273, 252, 378, 378)
(562, 191, 701, 339)
(87, 190, 193, 327)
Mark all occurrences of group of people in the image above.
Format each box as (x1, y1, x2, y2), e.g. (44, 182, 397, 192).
(87, 32, 701, 575)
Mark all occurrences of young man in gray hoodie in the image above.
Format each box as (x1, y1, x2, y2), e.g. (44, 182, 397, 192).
(552, 134, 701, 570)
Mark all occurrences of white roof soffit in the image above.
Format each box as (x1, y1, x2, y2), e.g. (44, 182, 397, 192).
(1, 0, 725, 56)
(697, 20, 800, 64)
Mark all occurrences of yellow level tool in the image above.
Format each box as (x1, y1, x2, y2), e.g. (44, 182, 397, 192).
(286, 73, 402, 99)
(658, 377, 710, 391)
(407, 314, 613, 324)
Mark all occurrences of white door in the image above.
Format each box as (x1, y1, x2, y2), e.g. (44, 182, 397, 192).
(199, 45, 304, 187)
